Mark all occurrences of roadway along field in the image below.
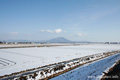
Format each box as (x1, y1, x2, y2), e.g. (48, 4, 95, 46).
(50, 53, 120, 80)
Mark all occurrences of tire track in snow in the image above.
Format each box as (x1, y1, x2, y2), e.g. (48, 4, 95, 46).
(0, 57, 16, 69)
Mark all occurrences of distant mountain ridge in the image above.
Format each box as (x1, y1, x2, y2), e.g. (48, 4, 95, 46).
(46, 37, 72, 43)
(3, 37, 90, 43)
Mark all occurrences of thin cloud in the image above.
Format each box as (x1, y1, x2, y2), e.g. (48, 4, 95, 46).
(78, 33, 82, 36)
(40, 30, 45, 32)
(77, 32, 86, 37)
(40, 29, 62, 33)
(46, 30, 54, 33)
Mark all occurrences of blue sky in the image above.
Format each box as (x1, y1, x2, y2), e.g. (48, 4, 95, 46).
(0, 0, 120, 42)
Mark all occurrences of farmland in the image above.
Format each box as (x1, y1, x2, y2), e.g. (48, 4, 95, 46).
(0, 43, 120, 80)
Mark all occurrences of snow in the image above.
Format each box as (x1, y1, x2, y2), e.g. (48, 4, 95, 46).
(50, 53, 120, 80)
(0, 44, 120, 76)
(0, 43, 70, 47)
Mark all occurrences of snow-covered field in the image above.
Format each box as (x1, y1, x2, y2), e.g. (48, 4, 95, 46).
(50, 53, 120, 80)
(0, 44, 120, 76)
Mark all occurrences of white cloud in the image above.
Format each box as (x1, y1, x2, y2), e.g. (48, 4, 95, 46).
(40, 29, 62, 33)
(40, 30, 53, 33)
(46, 30, 54, 33)
(54, 29, 62, 33)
